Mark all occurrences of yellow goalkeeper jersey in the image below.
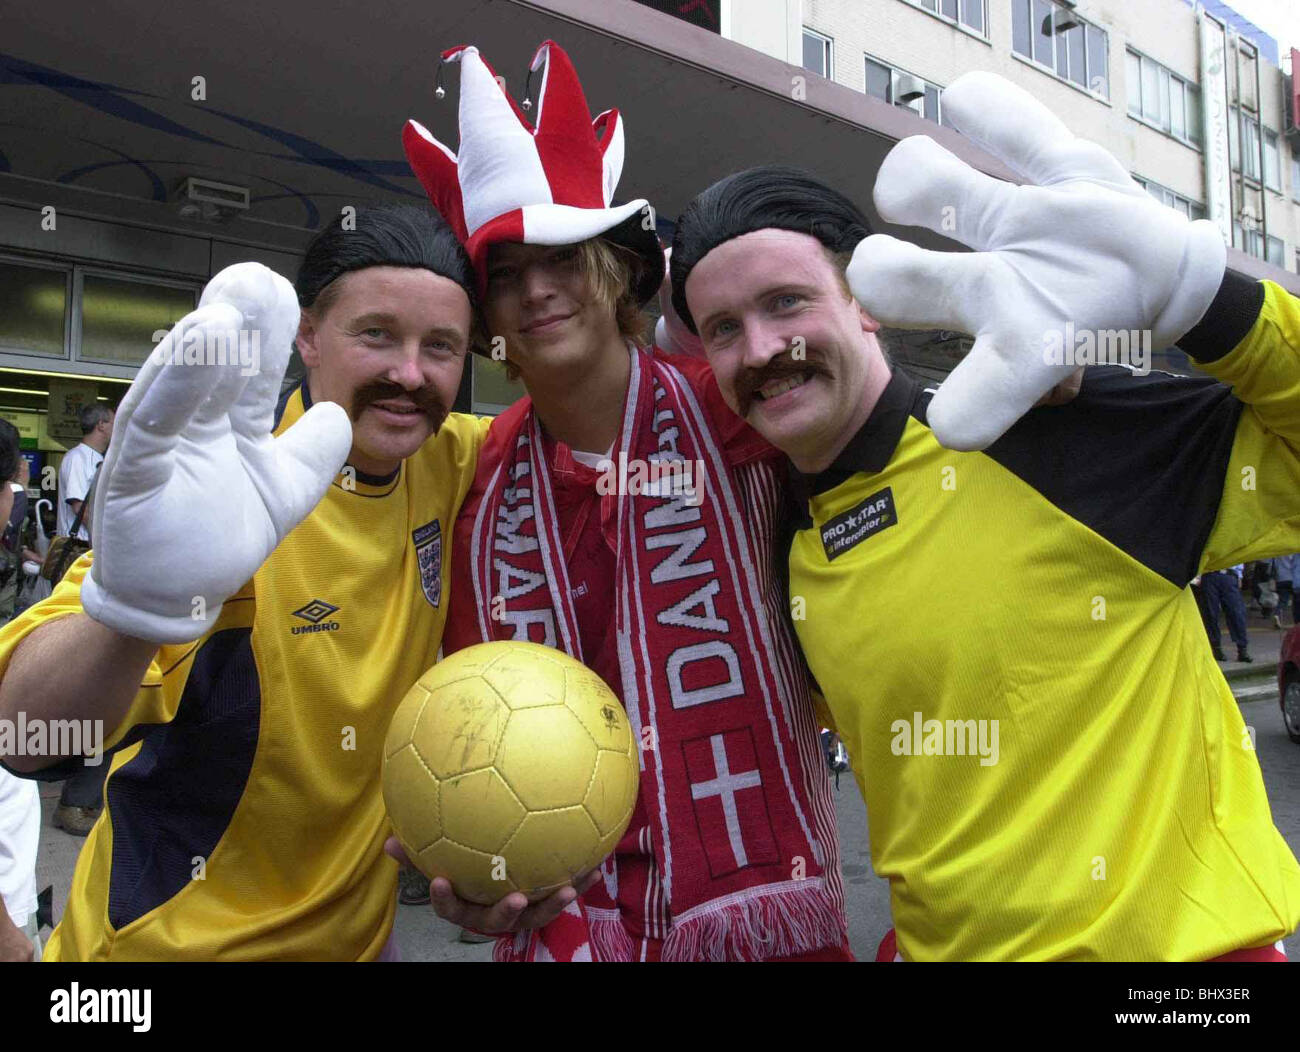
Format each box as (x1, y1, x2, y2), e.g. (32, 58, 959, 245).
(0, 382, 487, 960)
(791, 275, 1300, 960)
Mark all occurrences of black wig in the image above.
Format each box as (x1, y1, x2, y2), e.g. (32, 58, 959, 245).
(295, 204, 476, 312)
(670, 166, 872, 333)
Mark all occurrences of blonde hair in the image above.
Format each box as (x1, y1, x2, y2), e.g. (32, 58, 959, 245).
(493, 237, 650, 379)
(577, 237, 649, 344)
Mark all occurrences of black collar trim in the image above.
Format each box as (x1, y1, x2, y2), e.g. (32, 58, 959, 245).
(798, 369, 924, 498)
(349, 464, 401, 487)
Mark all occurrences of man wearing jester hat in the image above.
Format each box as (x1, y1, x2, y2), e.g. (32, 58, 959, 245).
(406, 41, 852, 962)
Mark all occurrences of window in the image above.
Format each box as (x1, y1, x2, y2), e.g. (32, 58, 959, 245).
(1227, 109, 1268, 183)
(1065, 21, 1087, 87)
(1013, 0, 1031, 56)
(1263, 130, 1279, 192)
(1126, 49, 1201, 147)
(864, 55, 944, 125)
(1013, 0, 1109, 99)
(1243, 119, 1261, 181)
(1293, 153, 1300, 203)
(1233, 224, 1285, 266)
(1230, 108, 1267, 183)
(1032, 0, 1053, 66)
(1085, 23, 1107, 95)
(78, 273, 197, 368)
(924, 84, 941, 122)
(0, 261, 68, 358)
(802, 28, 832, 78)
(1139, 54, 1161, 123)
(865, 57, 891, 102)
(470, 355, 524, 416)
(0, 258, 200, 375)
(1133, 175, 1204, 219)
(1235, 42, 1258, 112)
(1169, 82, 1186, 140)
(906, 0, 986, 35)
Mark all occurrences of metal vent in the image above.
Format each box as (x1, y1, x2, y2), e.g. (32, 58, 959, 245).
(183, 177, 250, 211)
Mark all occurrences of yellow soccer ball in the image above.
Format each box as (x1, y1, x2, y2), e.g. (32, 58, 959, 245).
(382, 640, 640, 905)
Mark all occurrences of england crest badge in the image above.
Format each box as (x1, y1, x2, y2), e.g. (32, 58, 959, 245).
(412, 519, 443, 608)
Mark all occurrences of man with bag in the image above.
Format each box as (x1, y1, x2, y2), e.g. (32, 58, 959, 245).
(56, 404, 112, 542)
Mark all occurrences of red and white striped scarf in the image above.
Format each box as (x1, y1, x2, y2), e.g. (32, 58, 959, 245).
(466, 347, 845, 960)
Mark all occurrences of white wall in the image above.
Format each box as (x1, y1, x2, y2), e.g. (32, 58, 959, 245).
(792, 0, 1298, 270)
(726, 0, 802, 64)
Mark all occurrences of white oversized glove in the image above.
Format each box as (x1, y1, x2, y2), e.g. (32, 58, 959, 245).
(80, 262, 352, 644)
(847, 71, 1227, 450)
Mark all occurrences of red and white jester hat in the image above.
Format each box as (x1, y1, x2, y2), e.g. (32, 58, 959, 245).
(403, 40, 665, 307)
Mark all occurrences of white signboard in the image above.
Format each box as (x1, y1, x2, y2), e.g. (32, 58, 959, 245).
(1199, 9, 1232, 244)
(47, 378, 100, 443)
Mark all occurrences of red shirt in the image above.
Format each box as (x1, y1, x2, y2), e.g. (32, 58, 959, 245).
(445, 350, 771, 666)
(446, 350, 833, 957)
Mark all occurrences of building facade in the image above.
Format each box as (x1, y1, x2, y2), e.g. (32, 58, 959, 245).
(764, 0, 1299, 273)
(1, 0, 1296, 478)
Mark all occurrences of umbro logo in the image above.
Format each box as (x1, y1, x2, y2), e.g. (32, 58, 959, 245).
(292, 599, 339, 623)
(291, 599, 341, 635)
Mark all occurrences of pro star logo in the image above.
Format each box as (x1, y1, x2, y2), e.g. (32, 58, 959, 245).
(819, 486, 897, 561)
(412, 519, 443, 608)
(290, 599, 341, 635)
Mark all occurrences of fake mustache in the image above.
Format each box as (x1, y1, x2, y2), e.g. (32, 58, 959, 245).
(350, 380, 449, 431)
(735, 352, 832, 418)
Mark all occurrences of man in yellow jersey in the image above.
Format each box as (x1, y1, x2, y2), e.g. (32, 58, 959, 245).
(669, 73, 1300, 960)
(0, 205, 569, 960)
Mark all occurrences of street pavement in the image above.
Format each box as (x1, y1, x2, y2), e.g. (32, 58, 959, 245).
(27, 623, 1300, 960)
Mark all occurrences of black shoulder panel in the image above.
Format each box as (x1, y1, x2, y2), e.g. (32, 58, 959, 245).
(981, 366, 1243, 586)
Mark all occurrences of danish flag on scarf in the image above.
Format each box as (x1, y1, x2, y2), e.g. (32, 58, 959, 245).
(684, 730, 780, 878)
